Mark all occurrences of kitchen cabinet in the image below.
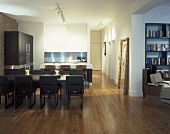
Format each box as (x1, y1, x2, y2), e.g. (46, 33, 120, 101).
(4, 31, 33, 74)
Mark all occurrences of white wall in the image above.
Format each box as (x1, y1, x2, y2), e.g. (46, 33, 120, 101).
(131, 14, 145, 96)
(102, 0, 159, 96)
(18, 22, 91, 68)
(18, 22, 44, 70)
(44, 23, 88, 52)
(144, 6, 170, 22)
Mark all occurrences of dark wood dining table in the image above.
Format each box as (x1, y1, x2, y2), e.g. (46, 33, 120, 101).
(6, 74, 69, 104)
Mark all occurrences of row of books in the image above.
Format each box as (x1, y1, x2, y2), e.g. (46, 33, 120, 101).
(146, 44, 170, 51)
(146, 57, 166, 65)
(146, 30, 170, 37)
(146, 30, 164, 37)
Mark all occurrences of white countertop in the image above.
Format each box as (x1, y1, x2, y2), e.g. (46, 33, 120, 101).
(40, 63, 93, 69)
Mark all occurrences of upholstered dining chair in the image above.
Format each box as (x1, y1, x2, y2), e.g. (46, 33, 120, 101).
(66, 75, 84, 110)
(0, 76, 14, 109)
(44, 69, 63, 99)
(76, 65, 87, 82)
(14, 76, 36, 109)
(30, 70, 45, 75)
(11, 69, 25, 75)
(39, 76, 59, 109)
(30, 70, 45, 91)
(69, 69, 83, 75)
(60, 65, 70, 74)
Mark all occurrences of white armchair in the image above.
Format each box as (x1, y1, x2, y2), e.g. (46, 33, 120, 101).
(150, 73, 170, 104)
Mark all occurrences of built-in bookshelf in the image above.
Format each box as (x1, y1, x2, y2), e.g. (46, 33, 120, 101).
(145, 23, 170, 74)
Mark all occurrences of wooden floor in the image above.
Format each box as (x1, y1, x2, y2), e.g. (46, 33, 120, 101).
(0, 71, 170, 134)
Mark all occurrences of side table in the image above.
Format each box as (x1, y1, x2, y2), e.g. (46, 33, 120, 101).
(143, 84, 162, 107)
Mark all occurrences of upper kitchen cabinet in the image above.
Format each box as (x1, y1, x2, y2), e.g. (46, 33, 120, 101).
(4, 31, 33, 74)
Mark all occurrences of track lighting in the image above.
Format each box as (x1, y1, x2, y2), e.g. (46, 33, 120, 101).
(55, 3, 67, 24)
(97, 21, 103, 28)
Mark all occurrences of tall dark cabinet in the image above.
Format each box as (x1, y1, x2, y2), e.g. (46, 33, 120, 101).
(145, 23, 170, 71)
(4, 31, 33, 75)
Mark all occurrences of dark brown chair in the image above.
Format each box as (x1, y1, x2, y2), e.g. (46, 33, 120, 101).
(30, 70, 45, 91)
(69, 69, 83, 75)
(0, 76, 14, 109)
(30, 70, 44, 74)
(43, 70, 63, 99)
(60, 65, 70, 74)
(11, 69, 25, 75)
(39, 76, 59, 109)
(76, 65, 86, 71)
(76, 65, 87, 81)
(14, 76, 36, 109)
(66, 75, 84, 110)
(45, 65, 56, 74)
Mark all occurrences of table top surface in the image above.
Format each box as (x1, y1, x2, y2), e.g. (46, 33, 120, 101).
(6, 74, 69, 82)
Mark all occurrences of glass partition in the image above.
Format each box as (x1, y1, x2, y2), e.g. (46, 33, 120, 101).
(44, 52, 87, 63)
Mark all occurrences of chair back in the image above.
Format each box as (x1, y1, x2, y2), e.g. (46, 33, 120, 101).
(45, 65, 56, 70)
(0, 76, 8, 92)
(30, 70, 44, 74)
(66, 76, 84, 94)
(15, 76, 33, 93)
(76, 65, 86, 71)
(40, 76, 58, 94)
(60, 65, 70, 71)
(11, 69, 25, 75)
(69, 69, 83, 75)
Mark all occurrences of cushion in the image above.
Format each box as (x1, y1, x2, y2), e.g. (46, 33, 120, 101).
(150, 73, 163, 84)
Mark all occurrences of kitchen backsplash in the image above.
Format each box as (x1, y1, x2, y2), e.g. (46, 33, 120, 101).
(44, 52, 87, 63)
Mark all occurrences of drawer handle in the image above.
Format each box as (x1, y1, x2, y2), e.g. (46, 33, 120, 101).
(73, 90, 77, 93)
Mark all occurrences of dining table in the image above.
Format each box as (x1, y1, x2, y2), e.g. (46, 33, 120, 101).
(6, 74, 69, 104)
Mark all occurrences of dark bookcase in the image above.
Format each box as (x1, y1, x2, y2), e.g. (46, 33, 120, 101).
(145, 23, 170, 77)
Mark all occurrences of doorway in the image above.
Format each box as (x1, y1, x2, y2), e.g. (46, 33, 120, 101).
(90, 44, 102, 70)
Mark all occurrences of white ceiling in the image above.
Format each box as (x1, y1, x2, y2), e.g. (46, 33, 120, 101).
(0, 0, 169, 31)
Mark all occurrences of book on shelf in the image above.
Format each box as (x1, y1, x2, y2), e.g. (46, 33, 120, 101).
(146, 44, 169, 51)
(161, 44, 166, 51)
(167, 56, 170, 65)
(161, 57, 166, 65)
(146, 57, 160, 65)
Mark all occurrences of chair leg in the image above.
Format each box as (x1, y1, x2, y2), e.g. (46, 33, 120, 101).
(67, 95, 69, 110)
(40, 94, 42, 109)
(29, 93, 32, 109)
(81, 95, 83, 110)
(29, 91, 36, 109)
(15, 94, 19, 109)
(40, 94, 45, 109)
(12, 91, 14, 105)
(0, 93, 1, 104)
(55, 93, 58, 106)
(5, 93, 8, 109)
(60, 88, 62, 99)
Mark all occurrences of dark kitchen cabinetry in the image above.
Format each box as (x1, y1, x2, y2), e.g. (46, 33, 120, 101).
(4, 31, 33, 75)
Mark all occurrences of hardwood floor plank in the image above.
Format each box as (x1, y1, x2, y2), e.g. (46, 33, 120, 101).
(0, 71, 170, 134)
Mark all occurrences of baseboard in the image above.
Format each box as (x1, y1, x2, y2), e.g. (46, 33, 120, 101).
(128, 90, 143, 97)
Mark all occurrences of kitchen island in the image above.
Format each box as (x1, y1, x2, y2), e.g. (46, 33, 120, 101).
(40, 63, 93, 86)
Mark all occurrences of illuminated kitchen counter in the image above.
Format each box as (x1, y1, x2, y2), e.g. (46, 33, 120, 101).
(40, 63, 93, 86)
(40, 63, 93, 69)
